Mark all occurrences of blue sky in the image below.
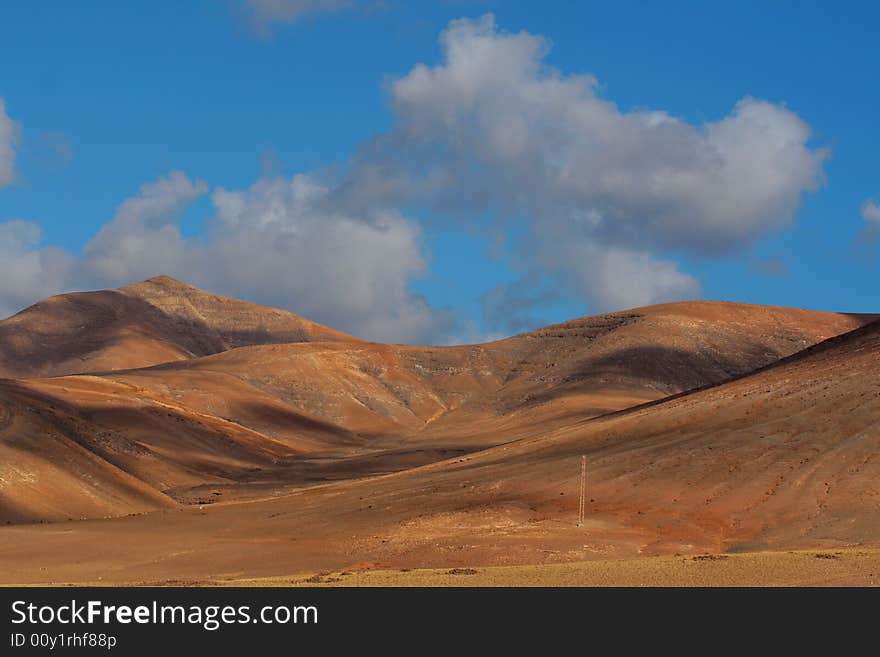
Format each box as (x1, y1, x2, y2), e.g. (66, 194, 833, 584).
(0, 1, 877, 343)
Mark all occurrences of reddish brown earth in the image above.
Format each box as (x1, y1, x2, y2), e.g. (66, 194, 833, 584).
(0, 277, 877, 584)
(0, 275, 356, 379)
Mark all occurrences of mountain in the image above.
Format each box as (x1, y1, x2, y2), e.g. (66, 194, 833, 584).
(0, 276, 358, 379)
(300, 315, 880, 563)
(86, 300, 871, 457)
(2, 317, 879, 584)
(0, 280, 873, 525)
(409, 301, 876, 447)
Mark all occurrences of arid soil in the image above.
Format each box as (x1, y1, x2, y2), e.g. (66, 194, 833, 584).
(227, 547, 880, 587)
(0, 277, 877, 585)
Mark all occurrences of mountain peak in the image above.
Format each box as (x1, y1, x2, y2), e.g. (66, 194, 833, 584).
(0, 275, 359, 379)
(145, 274, 187, 286)
(124, 275, 199, 293)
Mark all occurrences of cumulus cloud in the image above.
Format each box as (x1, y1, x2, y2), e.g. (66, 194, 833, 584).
(0, 171, 453, 344)
(201, 176, 453, 343)
(0, 99, 21, 188)
(383, 16, 825, 247)
(337, 14, 826, 311)
(550, 243, 701, 311)
(80, 171, 209, 284)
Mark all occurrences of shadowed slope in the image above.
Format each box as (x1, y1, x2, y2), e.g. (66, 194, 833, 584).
(0, 385, 177, 524)
(0, 373, 352, 523)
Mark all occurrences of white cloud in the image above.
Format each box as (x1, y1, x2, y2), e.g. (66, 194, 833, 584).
(338, 14, 827, 310)
(80, 171, 208, 284)
(0, 172, 206, 319)
(201, 176, 453, 343)
(551, 243, 701, 311)
(384, 16, 825, 248)
(0, 171, 453, 344)
(0, 99, 21, 188)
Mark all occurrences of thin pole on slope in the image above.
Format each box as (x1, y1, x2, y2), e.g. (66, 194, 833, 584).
(578, 454, 586, 526)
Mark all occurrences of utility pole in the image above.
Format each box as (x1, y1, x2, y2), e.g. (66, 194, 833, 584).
(578, 455, 586, 526)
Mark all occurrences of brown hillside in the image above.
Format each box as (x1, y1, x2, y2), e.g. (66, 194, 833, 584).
(0, 285, 872, 524)
(0, 276, 358, 378)
(2, 317, 878, 584)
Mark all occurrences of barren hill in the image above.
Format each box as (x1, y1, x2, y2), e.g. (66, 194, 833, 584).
(83, 300, 874, 452)
(0, 383, 177, 524)
(2, 317, 879, 584)
(0, 276, 358, 379)
(0, 281, 873, 525)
